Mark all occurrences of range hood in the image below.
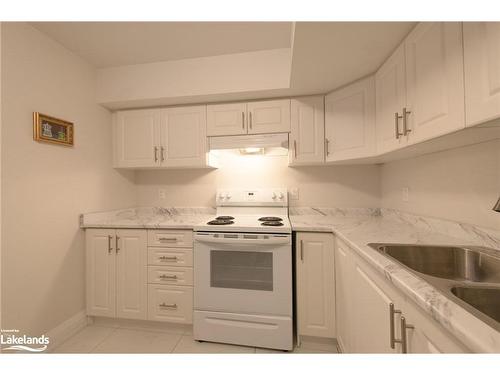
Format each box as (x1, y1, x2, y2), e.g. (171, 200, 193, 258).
(209, 133, 289, 152)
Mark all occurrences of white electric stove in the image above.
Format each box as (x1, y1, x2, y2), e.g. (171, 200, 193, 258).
(193, 188, 293, 351)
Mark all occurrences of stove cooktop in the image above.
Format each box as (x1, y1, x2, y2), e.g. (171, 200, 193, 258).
(196, 214, 291, 233)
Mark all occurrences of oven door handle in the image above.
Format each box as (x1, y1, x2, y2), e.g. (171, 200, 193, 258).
(194, 235, 290, 246)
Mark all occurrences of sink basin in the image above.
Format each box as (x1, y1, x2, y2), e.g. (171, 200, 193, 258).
(369, 243, 500, 283)
(451, 286, 500, 325)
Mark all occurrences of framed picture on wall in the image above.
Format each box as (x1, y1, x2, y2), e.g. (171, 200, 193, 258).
(33, 112, 74, 146)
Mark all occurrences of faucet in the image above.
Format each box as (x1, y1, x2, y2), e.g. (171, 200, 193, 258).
(494, 197, 500, 212)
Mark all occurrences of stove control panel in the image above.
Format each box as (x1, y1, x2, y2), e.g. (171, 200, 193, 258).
(216, 188, 288, 207)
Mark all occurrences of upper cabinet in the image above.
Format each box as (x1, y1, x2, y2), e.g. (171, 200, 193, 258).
(207, 99, 290, 137)
(404, 22, 465, 143)
(376, 22, 465, 154)
(463, 22, 500, 127)
(289, 96, 325, 165)
(113, 105, 212, 169)
(325, 77, 376, 161)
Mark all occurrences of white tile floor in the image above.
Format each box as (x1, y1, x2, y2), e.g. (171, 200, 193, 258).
(52, 319, 339, 354)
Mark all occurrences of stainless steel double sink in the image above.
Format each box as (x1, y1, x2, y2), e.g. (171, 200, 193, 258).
(368, 243, 500, 332)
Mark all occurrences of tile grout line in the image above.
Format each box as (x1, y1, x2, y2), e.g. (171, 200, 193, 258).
(170, 332, 186, 353)
(89, 327, 119, 353)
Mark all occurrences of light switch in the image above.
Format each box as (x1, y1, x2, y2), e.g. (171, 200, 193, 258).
(289, 187, 299, 200)
(159, 189, 166, 200)
(402, 187, 409, 202)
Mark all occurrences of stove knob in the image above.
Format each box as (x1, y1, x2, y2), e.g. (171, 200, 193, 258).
(272, 192, 277, 200)
(218, 194, 225, 201)
(278, 192, 285, 200)
(225, 194, 231, 200)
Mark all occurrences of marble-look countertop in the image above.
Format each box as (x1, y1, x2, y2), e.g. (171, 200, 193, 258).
(290, 207, 500, 353)
(81, 205, 500, 352)
(80, 207, 214, 229)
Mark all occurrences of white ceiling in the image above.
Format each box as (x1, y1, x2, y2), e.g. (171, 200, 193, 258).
(31, 22, 293, 68)
(289, 22, 417, 94)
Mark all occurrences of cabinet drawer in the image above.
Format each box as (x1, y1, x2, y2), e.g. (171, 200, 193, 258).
(148, 247, 193, 267)
(148, 266, 193, 286)
(148, 285, 193, 323)
(148, 230, 193, 247)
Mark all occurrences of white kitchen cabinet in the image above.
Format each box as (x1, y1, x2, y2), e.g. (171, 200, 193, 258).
(207, 102, 247, 136)
(463, 22, 500, 127)
(148, 285, 193, 324)
(289, 96, 325, 165)
(325, 77, 376, 161)
(296, 232, 335, 339)
(375, 44, 407, 154)
(159, 106, 208, 167)
(113, 106, 211, 168)
(405, 22, 465, 143)
(86, 229, 116, 318)
(86, 229, 147, 320)
(114, 109, 160, 168)
(334, 241, 354, 352)
(115, 230, 148, 320)
(247, 99, 291, 134)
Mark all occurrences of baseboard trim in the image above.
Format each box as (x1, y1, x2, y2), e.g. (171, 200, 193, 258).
(45, 310, 88, 352)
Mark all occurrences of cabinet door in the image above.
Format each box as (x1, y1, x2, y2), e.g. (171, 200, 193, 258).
(247, 99, 291, 134)
(115, 230, 147, 320)
(375, 44, 407, 153)
(289, 96, 325, 165)
(86, 229, 116, 318)
(207, 102, 247, 136)
(463, 22, 500, 127)
(160, 106, 208, 167)
(148, 285, 193, 323)
(325, 77, 376, 161)
(334, 241, 355, 353)
(114, 109, 160, 168)
(352, 265, 399, 353)
(405, 22, 465, 142)
(296, 233, 335, 338)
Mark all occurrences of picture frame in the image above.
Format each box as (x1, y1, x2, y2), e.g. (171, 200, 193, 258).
(33, 112, 74, 146)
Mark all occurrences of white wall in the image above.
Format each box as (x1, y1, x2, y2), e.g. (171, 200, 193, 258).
(136, 154, 381, 208)
(381, 139, 500, 231)
(1, 23, 136, 336)
(97, 48, 292, 109)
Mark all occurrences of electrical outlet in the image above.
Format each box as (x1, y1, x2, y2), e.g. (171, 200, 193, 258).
(402, 187, 409, 202)
(158, 189, 166, 200)
(289, 187, 299, 200)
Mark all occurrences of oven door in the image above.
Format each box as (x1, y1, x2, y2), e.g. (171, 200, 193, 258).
(194, 232, 292, 316)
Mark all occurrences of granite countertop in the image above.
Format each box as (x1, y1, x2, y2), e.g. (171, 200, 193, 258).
(290, 207, 500, 353)
(81, 205, 500, 352)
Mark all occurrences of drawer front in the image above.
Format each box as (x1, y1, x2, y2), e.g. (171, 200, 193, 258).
(148, 285, 193, 323)
(148, 230, 193, 248)
(148, 247, 193, 267)
(148, 266, 193, 286)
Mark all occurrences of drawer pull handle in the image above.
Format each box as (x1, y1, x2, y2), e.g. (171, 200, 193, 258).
(159, 256, 178, 261)
(158, 237, 177, 242)
(159, 303, 178, 309)
(159, 274, 178, 280)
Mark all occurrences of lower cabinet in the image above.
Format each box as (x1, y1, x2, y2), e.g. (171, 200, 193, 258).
(335, 237, 469, 353)
(296, 232, 336, 339)
(86, 229, 147, 320)
(148, 285, 193, 324)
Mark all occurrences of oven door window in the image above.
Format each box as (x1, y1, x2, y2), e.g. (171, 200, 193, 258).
(210, 250, 273, 291)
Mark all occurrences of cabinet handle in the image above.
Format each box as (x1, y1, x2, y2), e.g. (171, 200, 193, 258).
(325, 138, 330, 156)
(158, 237, 177, 242)
(294, 140, 297, 158)
(242, 112, 245, 129)
(154, 146, 158, 162)
(402, 107, 412, 135)
(160, 146, 165, 162)
(400, 315, 414, 354)
(108, 235, 113, 254)
(300, 240, 304, 262)
(249, 112, 253, 130)
(394, 112, 403, 139)
(159, 256, 178, 262)
(159, 303, 177, 309)
(389, 302, 401, 349)
(115, 236, 120, 253)
(159, 274, 178, 280)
